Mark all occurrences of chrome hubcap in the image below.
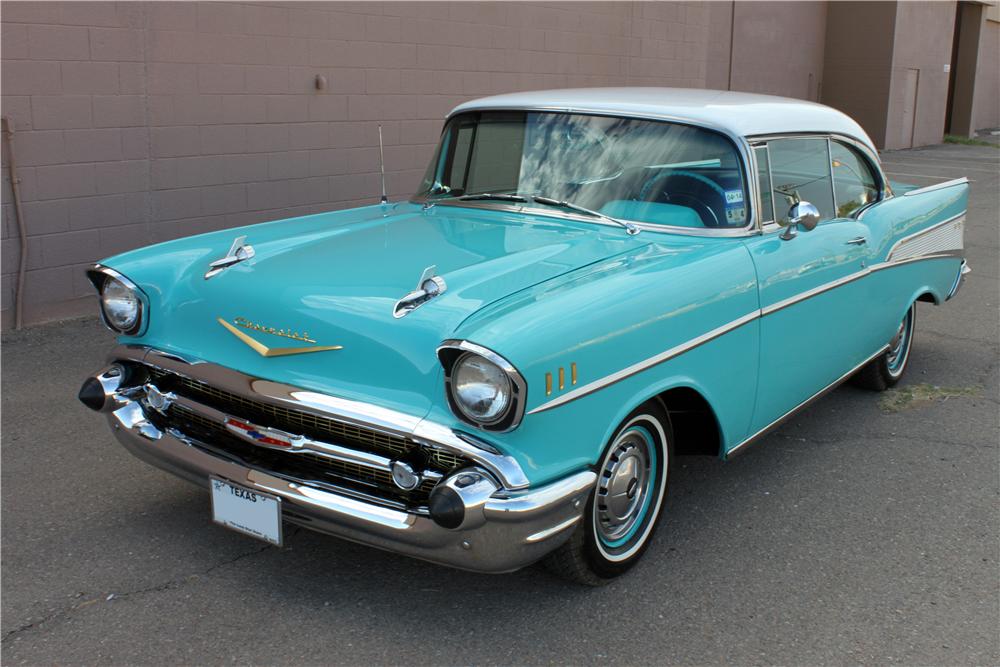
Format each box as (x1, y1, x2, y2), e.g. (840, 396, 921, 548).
(887, 312, 910, 373)
(596, 432, 651, 543)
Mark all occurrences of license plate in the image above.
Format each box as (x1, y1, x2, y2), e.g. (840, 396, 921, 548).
(210, 477, 282, 546)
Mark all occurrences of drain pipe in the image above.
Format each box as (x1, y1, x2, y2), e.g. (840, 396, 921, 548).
(2, 117, 28, 329)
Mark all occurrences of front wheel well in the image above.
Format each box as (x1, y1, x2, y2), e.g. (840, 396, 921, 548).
(916, 291, 940, 305)
(653, 387, 720, 457)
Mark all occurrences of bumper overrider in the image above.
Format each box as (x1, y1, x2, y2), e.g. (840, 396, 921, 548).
(80, 346, 595, 573)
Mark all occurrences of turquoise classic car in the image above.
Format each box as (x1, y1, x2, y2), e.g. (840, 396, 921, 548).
(79, 89, 969, 585)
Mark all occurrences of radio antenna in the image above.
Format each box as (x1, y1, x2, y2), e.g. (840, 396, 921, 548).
(378, 124, 388, 204)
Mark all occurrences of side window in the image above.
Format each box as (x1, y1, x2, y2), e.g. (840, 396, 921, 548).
(754, 145, 774, 223)
(766, 138, 836, 224)
(831, 141, 879, 217)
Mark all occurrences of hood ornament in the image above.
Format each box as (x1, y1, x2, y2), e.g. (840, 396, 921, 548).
(393, 265, 447, 318)
(205, 236, 255, 279)
(218, 317, 342, 357)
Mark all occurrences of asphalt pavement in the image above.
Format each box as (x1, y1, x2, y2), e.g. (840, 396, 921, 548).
(2, 141, 998, 665)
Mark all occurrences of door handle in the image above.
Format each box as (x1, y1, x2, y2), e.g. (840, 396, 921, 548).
(846, 237, 867, 245)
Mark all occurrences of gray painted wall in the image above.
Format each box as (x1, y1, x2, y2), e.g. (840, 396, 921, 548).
(1, 1, 714, 327)
(1, 1, 997, 328)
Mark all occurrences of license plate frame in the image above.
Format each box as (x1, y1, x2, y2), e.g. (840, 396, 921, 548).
(210, 476, 283, 546)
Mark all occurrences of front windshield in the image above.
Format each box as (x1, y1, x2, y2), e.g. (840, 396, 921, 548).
(416, 111, 750, 230)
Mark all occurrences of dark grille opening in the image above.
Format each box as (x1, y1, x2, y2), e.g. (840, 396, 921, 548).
(141, 365, 469, 509)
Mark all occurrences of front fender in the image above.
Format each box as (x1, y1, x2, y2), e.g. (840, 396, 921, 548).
(439, 234, 761, 486)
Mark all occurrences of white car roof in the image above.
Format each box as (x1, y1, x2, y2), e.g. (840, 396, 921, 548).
(450, 87, 877, 153)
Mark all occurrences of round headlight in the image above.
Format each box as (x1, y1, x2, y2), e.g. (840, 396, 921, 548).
(452, 353, 512, 424)
(100, 276, 140, 333)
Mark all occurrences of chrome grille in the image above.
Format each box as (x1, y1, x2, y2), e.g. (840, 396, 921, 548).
(168, 403, 438, 500)
(142, 365, 469, 508)
(147, 367, 464, 471)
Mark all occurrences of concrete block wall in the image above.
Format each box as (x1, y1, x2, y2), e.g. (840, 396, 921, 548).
(1, 1, 714, 328)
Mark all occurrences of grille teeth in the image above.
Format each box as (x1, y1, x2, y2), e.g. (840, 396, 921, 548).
(168, 403, 438, 500)
(148, 367, 464, 471)
(145, 367, 470, 507)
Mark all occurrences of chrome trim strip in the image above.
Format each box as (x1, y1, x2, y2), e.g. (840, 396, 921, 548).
(437, 339, 528, 432)
(869, 252, 964, 273)
(527, 309, 760, 415)
(114, 346, 531, 490)
(526, 242, 965, 415)
(726, 344, 890, 458)
(901, 176, 969, 196)
(760, 267, 870, 317)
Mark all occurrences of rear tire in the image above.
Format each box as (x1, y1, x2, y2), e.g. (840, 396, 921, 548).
(543, 401, 673, 585)
(852, 303, 915, 391)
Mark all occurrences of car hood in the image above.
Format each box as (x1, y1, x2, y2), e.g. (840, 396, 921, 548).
(107, 202, 646, 417)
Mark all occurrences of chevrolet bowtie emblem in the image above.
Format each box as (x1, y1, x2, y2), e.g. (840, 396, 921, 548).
(218, 317, 343, 357)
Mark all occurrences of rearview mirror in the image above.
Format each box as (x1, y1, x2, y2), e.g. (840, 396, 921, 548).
(779, 201, 821, 240)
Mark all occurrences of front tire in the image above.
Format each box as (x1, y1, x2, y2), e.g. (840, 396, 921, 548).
(543, 402, 673, 585)
(852, 303, 916, 391)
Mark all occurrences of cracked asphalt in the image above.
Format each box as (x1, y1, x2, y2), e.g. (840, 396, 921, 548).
(3, 142, 998, 665)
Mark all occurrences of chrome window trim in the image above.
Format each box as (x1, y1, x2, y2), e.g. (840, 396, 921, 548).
(86, 263, 149, 336)
(750, 143, 776, 227)
(412, 107, 760, 238)
(748, 132, 891, 234)
(437, 339, 528, 432)
(115, 345, 531, 490)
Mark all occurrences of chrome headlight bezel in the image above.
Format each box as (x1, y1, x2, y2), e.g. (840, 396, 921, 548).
(438, 340, 527, 432)
(86, 265, 147, 336)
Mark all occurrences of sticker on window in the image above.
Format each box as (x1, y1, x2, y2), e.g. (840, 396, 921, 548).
(725, 190, 744, 204)
(725, 207, 747, 224)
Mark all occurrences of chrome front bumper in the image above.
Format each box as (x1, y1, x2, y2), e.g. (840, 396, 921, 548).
(90, 348, 595, 574)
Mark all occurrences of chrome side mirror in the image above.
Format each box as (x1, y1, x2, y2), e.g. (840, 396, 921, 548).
(779, 201, 821, 241)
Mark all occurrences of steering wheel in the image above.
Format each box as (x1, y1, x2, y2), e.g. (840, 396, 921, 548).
(638, 170, 729, 227)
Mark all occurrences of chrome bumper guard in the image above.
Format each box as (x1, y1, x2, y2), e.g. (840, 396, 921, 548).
(946, 259, 971, 301)
(90, 347, 595, 573)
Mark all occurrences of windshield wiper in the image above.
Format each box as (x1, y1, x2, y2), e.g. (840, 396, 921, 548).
(456, 193, 527, 203)
(531, 195, 639, 236)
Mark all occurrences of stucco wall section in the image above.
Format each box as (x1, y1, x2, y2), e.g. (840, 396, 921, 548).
(1, 1, 713, 327)
(821, 1, 898, 149)
(884, 1, 957, 149)
(972, 18, 1000, 131)
(727, 1, 827, 102)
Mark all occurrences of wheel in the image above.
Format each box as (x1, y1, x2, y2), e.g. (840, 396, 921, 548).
(543, 402, 672, 585)
(852, 303, 916, 391)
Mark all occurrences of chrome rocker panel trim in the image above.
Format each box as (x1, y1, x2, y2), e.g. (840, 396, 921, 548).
(105, 394, 595, 573)
(726, 343, 891, 458)
(115, 346, 531, 491)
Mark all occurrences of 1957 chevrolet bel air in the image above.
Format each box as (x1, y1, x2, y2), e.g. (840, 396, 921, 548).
(79, 89, 969, 584)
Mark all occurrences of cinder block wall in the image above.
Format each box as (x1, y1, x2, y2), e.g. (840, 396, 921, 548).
(1, 1, 713, 328)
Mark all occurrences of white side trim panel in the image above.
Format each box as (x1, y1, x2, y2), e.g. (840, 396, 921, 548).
(887, 214, 965, 262)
